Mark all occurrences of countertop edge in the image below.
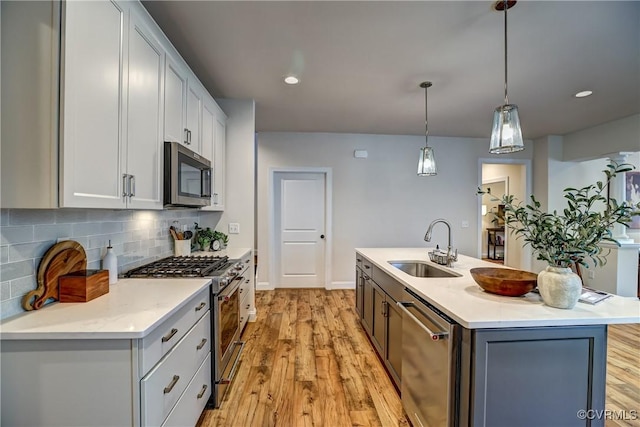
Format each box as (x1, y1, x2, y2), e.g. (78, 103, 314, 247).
(356, 248, 640, 329)
(0, 279, 212, 340)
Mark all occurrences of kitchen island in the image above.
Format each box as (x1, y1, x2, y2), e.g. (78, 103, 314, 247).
(355, 248, 640, 427)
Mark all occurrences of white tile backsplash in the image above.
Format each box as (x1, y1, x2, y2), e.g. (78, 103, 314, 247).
(0, 208, 219, 320)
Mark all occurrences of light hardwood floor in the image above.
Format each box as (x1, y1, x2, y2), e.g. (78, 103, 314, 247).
(197, 289, 639, 427)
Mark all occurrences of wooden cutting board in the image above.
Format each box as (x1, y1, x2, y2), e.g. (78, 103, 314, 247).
(22, 240, 87, 311)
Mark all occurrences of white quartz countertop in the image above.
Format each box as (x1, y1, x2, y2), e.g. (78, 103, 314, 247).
(357, 248, 640, 329)
(0, 278, 212, 340)
(0, 247, 252, 340)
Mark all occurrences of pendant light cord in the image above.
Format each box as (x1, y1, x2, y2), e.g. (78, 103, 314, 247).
(503, 0, 509, 105)
(424, 84, 429, 146)
(420, 81, 432, 148)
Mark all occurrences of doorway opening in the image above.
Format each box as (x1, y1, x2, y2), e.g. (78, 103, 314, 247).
(478, 159, 532, 271)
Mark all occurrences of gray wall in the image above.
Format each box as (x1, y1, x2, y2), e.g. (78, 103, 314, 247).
(256, 132, 533, 287)
(0, 209, 221, 320)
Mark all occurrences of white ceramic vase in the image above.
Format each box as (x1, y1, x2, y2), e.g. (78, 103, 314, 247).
(537, 266, 582, 309)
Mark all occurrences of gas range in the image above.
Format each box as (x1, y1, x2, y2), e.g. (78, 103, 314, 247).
(124, 255, 244, 292)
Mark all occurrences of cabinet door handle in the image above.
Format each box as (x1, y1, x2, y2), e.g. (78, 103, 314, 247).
(197, 338, 207, 350)
(184, 128, 189, 144)
(195, 302, 206, 311)
(246, 304, 251, 309)
(161, 328, 178, 343)
(122, 174, 130, 198)
(163, 375, 180, 394)
(197, 384, 208, 399)
(356, 258, 362, 262)
(364, 265, 370, 270)
(188, 129, 192, 144)
(129, 175, 135, 197)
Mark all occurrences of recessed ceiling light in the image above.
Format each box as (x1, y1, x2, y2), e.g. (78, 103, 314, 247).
(575, 90, 593, 98)
(284, 75, 299, 85)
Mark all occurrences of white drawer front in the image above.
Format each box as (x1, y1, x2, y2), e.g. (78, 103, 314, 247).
(141, 311, 211, 427)
(142, 288, 210, 374)
(162, 353, 212, 427)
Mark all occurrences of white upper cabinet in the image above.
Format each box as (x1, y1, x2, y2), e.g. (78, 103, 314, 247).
(164, 54, 188, 146)
(186, 80, 204, 154)
(60, 0, 128, 208)
(201, 98, 225, 211)
(60, 1, 164, 209)
(164, 55, 206, 156)
(213, 112, 226, 210)
(1, 0, 226, 210)
(125, 6, 165, 210)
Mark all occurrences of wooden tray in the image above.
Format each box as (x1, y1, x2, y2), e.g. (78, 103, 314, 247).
(22, 240, 87, 310)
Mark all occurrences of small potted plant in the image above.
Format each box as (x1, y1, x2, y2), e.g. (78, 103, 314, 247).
(480, 162, 640, 309)
(194, 222, 215, 251)
(211, 230, 229, 251)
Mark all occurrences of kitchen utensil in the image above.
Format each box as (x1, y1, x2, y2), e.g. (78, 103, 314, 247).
(183, 230, 193, 240)
(169, 226, 179, 240)
(22, 240, 87, 310)
(470, 267, 538, 297)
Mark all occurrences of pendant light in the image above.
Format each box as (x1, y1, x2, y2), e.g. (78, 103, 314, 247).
(489, 0, 524, 154)
(417, 81, 437, 176)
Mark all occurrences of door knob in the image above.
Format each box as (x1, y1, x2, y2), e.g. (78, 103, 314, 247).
(320, 234, 325, 239)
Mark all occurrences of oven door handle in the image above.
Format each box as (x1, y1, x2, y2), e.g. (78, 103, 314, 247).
(218, 280, 240, 300)
(218, 341, 245, 385)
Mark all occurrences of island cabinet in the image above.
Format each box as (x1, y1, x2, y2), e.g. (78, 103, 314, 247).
(357, 258, 403, 390)
(354, 248, 626, 427)
(458, 325, 607, 427)
(1, 286, 212, 427)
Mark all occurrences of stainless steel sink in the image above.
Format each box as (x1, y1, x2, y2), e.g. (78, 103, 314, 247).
(388, 260, 462, 278)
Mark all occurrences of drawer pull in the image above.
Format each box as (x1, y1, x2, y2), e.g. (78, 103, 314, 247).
(195, 302, 206, 311)
(163, 375, 180, 394)
(246, 304, 251, 309)
(197, 384, 208, 399)
(197, 338, 207, 350)
(162, 328, 178, 343)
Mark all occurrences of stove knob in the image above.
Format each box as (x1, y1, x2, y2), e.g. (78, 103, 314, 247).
(219, 277, 228, 287)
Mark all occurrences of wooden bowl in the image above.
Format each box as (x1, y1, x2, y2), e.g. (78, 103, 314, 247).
(470, 267, 538, 297)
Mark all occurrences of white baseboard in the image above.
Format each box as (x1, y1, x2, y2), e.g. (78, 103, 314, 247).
(256, 281, 274, 291)
(256, 281, 355, 290)
(326, 281, 356, 290)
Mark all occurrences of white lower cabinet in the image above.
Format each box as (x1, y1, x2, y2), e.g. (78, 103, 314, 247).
(162, 354, 212, 427)
(0, 287, 212, 427)
(142, 311, 210, 426)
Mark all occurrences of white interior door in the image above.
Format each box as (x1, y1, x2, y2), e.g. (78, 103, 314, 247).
(275, 172, 326, 288)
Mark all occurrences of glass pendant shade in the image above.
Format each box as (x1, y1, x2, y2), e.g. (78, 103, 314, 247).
(489, 103, 524, 154)
(417, 146, 437, 176)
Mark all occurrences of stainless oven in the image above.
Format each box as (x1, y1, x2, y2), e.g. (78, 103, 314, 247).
(212, 254, 250, 407)
(214, 273, 244, 407)
(164, 141, 211, 208)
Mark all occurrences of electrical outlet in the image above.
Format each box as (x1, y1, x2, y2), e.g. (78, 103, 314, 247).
(461, 220, 469, 228)
(588, 271, 595, 280)
(229, 223, 240, 234)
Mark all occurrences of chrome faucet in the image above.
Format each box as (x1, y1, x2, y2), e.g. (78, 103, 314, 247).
(424, 218, 457, 267)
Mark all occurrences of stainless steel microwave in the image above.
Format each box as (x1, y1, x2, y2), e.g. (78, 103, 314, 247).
(164, 141, 212, 208)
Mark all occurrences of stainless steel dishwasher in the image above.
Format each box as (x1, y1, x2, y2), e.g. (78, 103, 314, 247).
(397, 289, 461, 427)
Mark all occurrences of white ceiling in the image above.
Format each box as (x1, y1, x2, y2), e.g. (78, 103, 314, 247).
(142, 1, 640, 140)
